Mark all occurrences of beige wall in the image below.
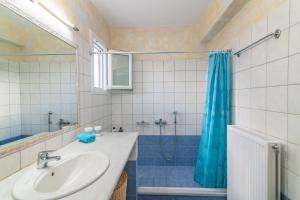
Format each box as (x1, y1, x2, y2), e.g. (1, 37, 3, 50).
(0, 0, 111, 61)
(110, 25, 202, 52)
(44, 0, 111, 45)
(110, 25, 209, 61)
(206, 0, 287, 49)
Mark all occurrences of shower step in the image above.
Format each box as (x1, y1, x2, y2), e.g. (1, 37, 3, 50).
(138, 195, 227, 200)
(137, 187, 227, 200)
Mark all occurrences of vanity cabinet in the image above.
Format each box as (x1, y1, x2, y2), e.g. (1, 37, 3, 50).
(108, 52, 132, 89)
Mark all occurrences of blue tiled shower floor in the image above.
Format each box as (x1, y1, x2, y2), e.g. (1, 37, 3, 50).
(138, 165, 201, 187)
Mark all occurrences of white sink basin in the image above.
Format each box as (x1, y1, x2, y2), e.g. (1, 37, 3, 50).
(12, 151, 110, 200)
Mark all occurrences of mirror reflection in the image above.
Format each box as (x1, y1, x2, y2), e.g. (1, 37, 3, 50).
(0, 5, 77, 145)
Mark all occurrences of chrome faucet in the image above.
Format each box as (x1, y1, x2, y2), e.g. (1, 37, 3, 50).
(48, 111, 52, 132)
(155, 118, 167, 126)
(58, 119, 70, 130)
(37, 150, 61, 169)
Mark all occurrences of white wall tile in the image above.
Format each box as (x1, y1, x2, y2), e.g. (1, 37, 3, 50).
(235, 107, 251, 128)
(236, 89, 250, 108)
(288, 143, 300, 175)
(251, 43, 267, 66)
(133, 104, 143, 114)
(0, 152, 20, 180)
(197, 71, 207, 82)
(112, 59, 206, 136)
(143, 93, 154, 103)
(20, 142, 45, 168)
(186, 103, 197, 114)
(153, 83, 163, 93)
(153, 61, 164, 71)
(174, 82, 185, 93)
(186, 60, 197, 71)
(288, 85, 300, 114)
(163, 61, 174, 71)
(164, 82, 175, 93)
(288, 54, 300, 84)
(143, 61, 153, 71)
(290, 0, 300, 25)
(122, 94, 133, 103)
(133, 83, 143, 93)
(250, 88, 266, 109)
(133, 72, 143, 83)
(267, 58, 288, 86)
(133, 61, 142, 72)
(288, 114, 300, 145)
(175, 71, 186, 81)
(289, 23, 300, 55)
(112, 104, 122, 115)
(186, 82, 197, 94)
(237, 69, 251, 89)
(143, 104, 154, 114)
(143, 71, 154, 82)
(45, 135, 63, 150)
(163, 71, 174, 82)
(287, 170, 300, 200)
(175, 92, 185, 104)
(250, 109, 266, 133)
(164, 93, 174, 103)
(153, 72, 163, 82)
(266, 111, 287, 140)
(174, 60, 185, 71)
(186, 71, 197, 82)
(266, 86, 287, 112)
(62, 130, 77, 146)
(267, 29, 289, 62)
(122, 104, 133, 114)
(154, 104, 164, 115)
(251, 65, 266, 87)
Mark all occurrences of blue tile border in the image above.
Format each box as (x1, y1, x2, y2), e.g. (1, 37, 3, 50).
(0, 135, 32, 145)
(125, 161, 137, 200)
(138, 195, 226, 200)
(138, 165, 200, 187)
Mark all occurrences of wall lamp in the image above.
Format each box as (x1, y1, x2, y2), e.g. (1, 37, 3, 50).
(30, 0, 79, 32)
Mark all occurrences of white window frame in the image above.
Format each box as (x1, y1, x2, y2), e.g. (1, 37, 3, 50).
(108, 51, 133, 90)
(90, 30, 108, 94)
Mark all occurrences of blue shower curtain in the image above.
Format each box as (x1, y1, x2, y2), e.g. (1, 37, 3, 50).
(194, 51, 231, 188)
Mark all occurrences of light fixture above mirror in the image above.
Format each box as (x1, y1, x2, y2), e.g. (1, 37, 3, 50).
(29, 0, 79, 32)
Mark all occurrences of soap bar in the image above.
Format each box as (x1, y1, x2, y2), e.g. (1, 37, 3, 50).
(77, 133, 96, 143)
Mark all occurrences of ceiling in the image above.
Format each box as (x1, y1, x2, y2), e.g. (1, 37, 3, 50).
(90, 0, 211, 28)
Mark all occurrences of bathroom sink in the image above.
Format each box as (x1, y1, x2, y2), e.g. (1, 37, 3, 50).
(12, 151, 110, 200)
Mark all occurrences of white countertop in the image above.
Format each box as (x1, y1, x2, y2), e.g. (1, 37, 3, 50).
(0, 132, 138, 200)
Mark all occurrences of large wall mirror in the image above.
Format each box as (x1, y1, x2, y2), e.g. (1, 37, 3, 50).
(0, 5, 78, 146)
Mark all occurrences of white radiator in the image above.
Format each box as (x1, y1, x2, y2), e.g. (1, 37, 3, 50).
(227, 125, 281, 200)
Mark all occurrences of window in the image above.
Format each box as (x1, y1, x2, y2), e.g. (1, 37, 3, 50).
(91, 31, 107, 93)
(108, 51, 132, 89)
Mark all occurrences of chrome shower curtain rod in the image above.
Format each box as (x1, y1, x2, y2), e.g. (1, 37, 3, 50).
(234, 29, 281, 57)
(89, 49, 232, 55)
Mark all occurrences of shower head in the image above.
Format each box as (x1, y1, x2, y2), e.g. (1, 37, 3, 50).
(173, 111, 178, 115)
